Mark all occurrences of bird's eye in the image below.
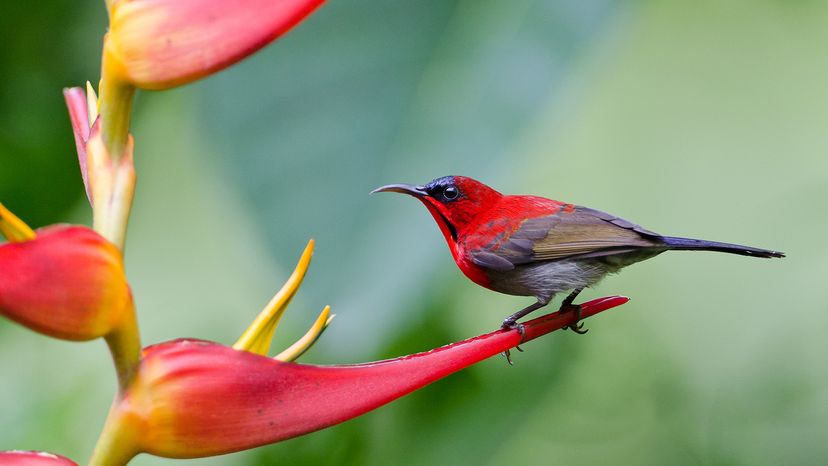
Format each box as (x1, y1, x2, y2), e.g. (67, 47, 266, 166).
(443, 185, 459, 200)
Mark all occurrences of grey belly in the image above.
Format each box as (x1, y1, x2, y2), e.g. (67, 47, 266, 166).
(484, 249, 664, 302)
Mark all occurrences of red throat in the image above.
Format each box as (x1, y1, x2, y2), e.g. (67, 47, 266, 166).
(417, 177, 505, 288)
(420, 198, 493, 288)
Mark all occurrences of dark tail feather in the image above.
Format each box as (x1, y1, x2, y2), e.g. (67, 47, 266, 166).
(660, 236, 785, 258)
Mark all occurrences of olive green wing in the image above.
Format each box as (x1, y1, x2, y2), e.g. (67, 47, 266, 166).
(467, 207, 664, 271)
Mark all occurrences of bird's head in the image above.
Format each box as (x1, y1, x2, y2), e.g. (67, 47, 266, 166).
(371, 176, 502, 242)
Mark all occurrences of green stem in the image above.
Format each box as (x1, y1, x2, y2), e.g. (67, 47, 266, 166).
(88, 400, 141, 466)
(99, 60, 134, 162)
(105, 306, 142, 393)
(94, 49, 137, 250)
(89, 29, 143, 466)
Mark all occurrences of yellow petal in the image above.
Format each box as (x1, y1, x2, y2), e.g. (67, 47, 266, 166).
(0, 202, 36, 242)
(274, 306, 333, 362)
(233, 239, 314, 355)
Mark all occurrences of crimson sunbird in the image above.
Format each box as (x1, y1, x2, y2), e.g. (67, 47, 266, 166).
(372, 175, 784, 334)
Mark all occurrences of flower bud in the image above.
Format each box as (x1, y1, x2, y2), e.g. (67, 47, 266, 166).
(105, 0, 325, 90)
(0, 225, 133, 341)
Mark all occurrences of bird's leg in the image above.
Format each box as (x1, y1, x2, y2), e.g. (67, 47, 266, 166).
(560, 288, 588, 334)
(502, 300, 548, 337)
(501, 300, 548, 364)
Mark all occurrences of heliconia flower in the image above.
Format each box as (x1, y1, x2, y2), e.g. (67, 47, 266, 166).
(96, 295, 628, 461)
(103, 0, 326, 90)
(0, 209, 133, 341)
(0, 451, 77, 466)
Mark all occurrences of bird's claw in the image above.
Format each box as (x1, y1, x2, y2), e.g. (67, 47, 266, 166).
(501, 321, 527, 365)
(502, 349, 514, 365)
(560, 303, 589, 335)
(502, 344, 525, 365)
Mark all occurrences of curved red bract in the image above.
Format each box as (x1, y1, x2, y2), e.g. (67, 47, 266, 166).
(125, 296, 628, 458)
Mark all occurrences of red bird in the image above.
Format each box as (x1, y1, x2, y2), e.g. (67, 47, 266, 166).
(372, 176, 784, 335)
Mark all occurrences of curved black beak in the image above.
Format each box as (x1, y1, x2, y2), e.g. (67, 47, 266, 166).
(370, 183, 428, 197)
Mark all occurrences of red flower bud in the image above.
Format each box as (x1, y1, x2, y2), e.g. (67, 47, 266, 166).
(0, 225, 133, 341)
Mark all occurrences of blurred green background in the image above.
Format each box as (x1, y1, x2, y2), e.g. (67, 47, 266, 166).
(1, 0, 826, 464)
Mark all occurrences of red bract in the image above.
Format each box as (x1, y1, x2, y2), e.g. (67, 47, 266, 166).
(0, 451, 77, 466)
(105, 0, 326, 90)
(114, 296, 627, 459)
(0, 225, 132, 341)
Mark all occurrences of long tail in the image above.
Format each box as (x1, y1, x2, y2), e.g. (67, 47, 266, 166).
(660, 236, 785, 258)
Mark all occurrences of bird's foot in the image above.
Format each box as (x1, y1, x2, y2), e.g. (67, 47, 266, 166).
(560, 303, 588, 334)
(501, 319, 526, 342)
(501, 320, 526, 365)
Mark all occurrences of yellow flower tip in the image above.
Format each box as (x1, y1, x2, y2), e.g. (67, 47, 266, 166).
(233, 239, 315, 355)
(86, 81, 99, 126)
(274, 305, 333, 362)
(0, 202, 36, 243)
